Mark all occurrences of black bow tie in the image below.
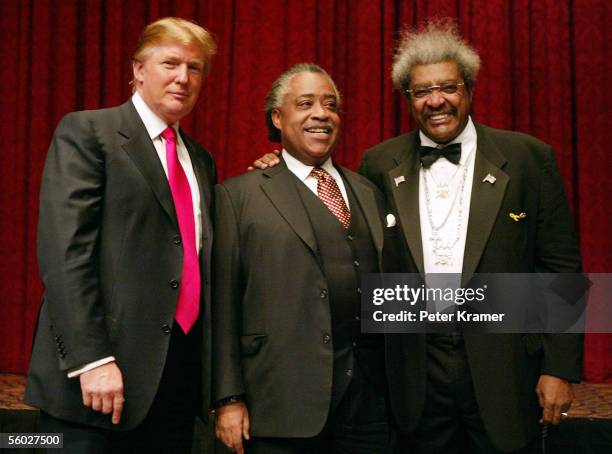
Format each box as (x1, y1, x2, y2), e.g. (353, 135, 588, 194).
(419, 143, 462, 168)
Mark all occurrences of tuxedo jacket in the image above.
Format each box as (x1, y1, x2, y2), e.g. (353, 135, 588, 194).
(212, 160, 389, 438)
(360, 122, 583, 452)
(25, 100, 215, 430)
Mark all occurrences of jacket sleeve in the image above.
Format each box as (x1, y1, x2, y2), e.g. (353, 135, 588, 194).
(37, 112, 113, 371)
(212, 182, 245, 402)
(536, 147, 583, 382)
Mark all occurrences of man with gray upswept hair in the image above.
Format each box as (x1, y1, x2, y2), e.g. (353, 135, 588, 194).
(359, 19, 582, 454)
(391, 20, 481, 94)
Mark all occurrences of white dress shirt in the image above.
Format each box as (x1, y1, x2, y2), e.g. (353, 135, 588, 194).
(132, 92, 202, 253)
(419, 116, 477, 275)
(282, 149, 350, 209)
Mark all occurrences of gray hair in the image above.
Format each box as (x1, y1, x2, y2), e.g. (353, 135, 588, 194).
(392, 19, 481, 94)
(265, 63, 341, 143)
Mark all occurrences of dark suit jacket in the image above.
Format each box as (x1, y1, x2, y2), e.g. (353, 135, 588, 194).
(359, 123, 583, 452)
(212, 160, 388, 438)
(25, 100, 215, 430)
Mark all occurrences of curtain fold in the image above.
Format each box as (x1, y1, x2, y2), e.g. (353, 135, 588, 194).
(0, 0, 609, 381)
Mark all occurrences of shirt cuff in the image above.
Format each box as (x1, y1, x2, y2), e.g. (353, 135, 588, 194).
(67, 356, 116, 378)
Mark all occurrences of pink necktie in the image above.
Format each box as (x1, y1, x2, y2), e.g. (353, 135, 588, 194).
(310, 167, 351, 229)
(161, 127, 200, 333)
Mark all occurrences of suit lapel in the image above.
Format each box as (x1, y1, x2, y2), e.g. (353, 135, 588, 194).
(260, 161, 318, 256)
(387, 134, 425, 274)
(462, 124, 509, 277)
(340, 168, 383, 265)
(182, 131, 213, 250)
(118, 101, 178, 226)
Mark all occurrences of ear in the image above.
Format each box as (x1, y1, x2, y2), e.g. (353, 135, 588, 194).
(271, 109, 282, 131)
(133, 60, 144, 84)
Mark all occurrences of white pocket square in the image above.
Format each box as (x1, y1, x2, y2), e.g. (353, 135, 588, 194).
(386, 214, 396, 228)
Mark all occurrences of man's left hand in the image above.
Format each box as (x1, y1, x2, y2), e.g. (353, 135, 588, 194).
(536, 374, 573, 425)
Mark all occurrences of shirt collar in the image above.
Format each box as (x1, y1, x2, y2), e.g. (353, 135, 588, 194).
(132, 91, 179, 140)
(282, 149, 335, 182)
(419, 116, 477, 165)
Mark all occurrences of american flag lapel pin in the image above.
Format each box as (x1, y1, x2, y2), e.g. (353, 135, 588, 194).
(482, 173, 496, 184)
(394, 175, 406, 187)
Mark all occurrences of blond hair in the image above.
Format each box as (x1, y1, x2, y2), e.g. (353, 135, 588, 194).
(131, 17, 217, 90)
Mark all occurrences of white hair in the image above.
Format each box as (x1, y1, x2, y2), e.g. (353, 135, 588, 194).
(392, 19, 481, 93)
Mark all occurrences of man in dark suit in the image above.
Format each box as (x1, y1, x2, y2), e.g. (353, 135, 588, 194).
(358, 21, 582, 453)
(213, 63, 392, 454)
(25, 17, 216, 452)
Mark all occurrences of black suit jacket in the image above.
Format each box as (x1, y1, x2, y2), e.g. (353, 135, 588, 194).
(25, 100, 215, 430)
(212, 160, 388, 438)
(360, 123, 582, 451)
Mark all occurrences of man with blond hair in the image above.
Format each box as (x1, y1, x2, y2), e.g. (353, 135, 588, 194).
(26, 17, 216, 452)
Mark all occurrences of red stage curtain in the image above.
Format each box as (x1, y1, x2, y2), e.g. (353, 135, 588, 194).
(0, 0, 610, 381)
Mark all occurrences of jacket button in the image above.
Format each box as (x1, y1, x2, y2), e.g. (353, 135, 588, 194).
(346, 369, 353, 377)
(169, 280, 179, 288)
(353, 260, 360, 268)
(59, 352, 66, 359)
(173, 235, 181, 245)
(354, 315, 361, 321)
(347, 234, 354, 241)
(356, 287, 362, 295)
(323, 334, 331, 344)
(161, 324, 171, 335)
(320, 289, 327, 299)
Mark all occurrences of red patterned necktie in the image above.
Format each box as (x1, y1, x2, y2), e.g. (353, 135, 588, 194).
(310, 167, 351, 229)
(161, 127, 200, 334)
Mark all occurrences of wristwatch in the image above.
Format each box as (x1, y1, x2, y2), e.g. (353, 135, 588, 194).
(214, 394, 244, 408)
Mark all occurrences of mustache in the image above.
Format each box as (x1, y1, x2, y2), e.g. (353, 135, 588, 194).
(421, 106, 457, 119)
(305, 122, 334, 129)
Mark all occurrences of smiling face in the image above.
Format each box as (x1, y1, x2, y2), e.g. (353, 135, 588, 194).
(133, 42, 205, 124)
(408, 60, 471, 144)
(271, 72, 340, 167)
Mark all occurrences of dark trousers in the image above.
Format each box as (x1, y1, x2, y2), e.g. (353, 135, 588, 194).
(397, 334, 541, 454)
(39, 323, 202, 454)
(246, 359, 391, 454)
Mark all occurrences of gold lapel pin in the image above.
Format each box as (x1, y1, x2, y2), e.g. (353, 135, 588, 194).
(509, 212, 527, 222)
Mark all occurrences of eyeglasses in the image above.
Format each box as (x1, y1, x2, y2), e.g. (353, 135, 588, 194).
(405, 82, 465, 99)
